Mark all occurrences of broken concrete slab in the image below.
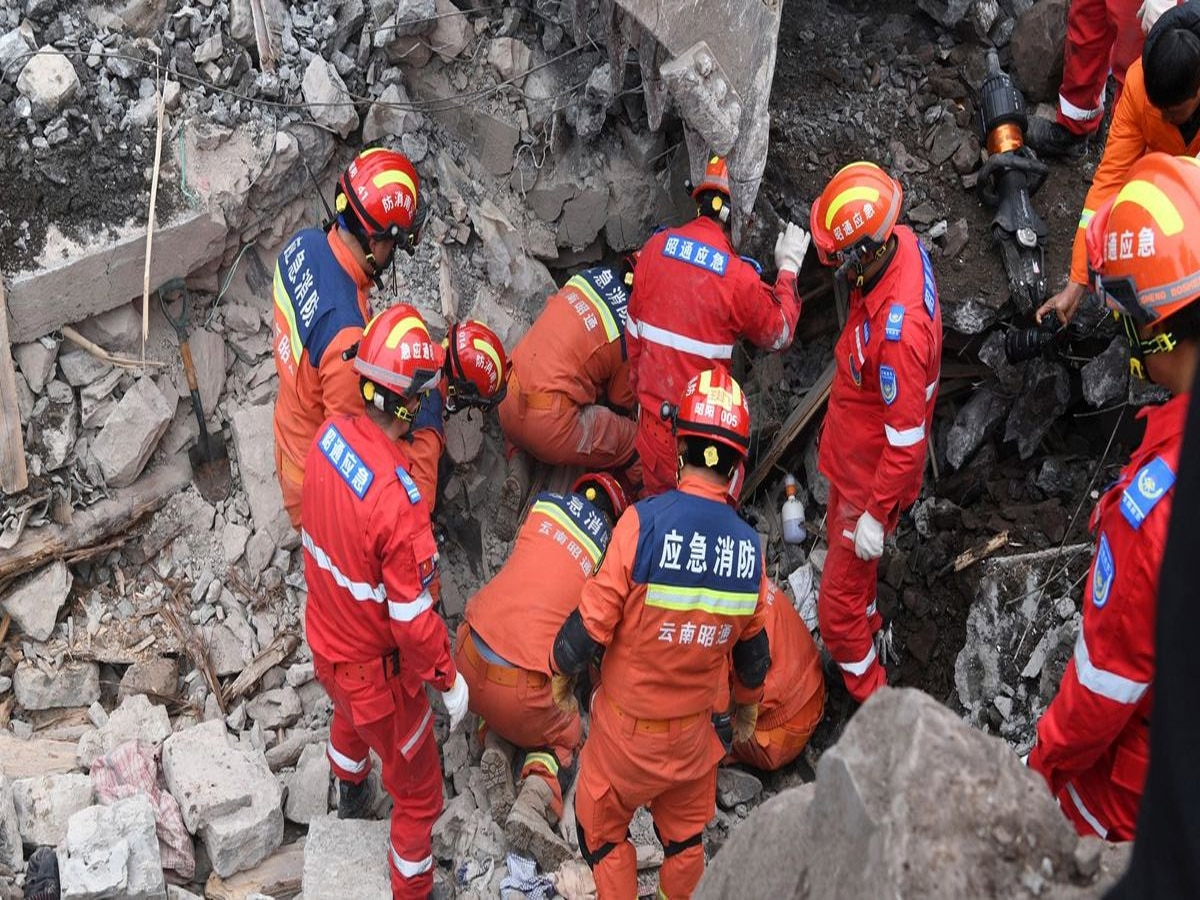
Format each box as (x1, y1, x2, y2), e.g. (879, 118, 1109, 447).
(408, 65, 519, 176)
(246, 687, 301, 730)
(302, 56, 359, 138)
(1, 559, 72, 642)
(12, 337, 58, 394)
(0, 775, 21, 872)
(11, 773, 94, 847)
(6, 210, 228, 344)
(284, 743, 330, 825)
(17, 45, 80, 112)
(161, 720, 284, 878)
(59, 795, 165, 900)
(77, 694, 173, 769)
(118, 658, 179, 703)
(302, 814, 391, 899)
(91, 376, 174, 488)
(58, 348, 114, 388)
(230, 403, 293, 545)
(14, 660, 100, 711)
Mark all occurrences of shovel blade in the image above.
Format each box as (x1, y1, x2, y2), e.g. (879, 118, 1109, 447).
(189, 442, 232, 503)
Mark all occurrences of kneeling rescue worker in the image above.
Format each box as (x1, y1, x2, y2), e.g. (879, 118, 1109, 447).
(1029, 152, 1198, 842)
(301, 304, 470, 898)
(809, 161, 943, 703)
(551, 367, 772, 897)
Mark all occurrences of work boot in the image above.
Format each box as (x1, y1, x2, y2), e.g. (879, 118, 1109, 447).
(337, 777, 373, 820)
(1025, 116, 1087, 161)
(505, 777, 575, 873)
(481, 739, 516, 825)
(23, 847, 59, 900)
(495, 451, 531, 542)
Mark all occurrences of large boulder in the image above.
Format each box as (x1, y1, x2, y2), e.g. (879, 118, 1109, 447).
(1011, 0, 1069, 104)
(699, 688, 1121, 899)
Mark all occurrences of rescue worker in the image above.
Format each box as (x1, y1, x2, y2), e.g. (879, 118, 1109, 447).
(627, 154, 809, 496)
(496, 262, 638, 533)
(729, 579, 825, 771)
(551, 368, 772, 897)
(809, 161, 943, 703)
(273, 147, 427, 528)
(1029, 152, 1199, 842)
(1038, 2, 1200, 326)
(301, 304, 469, 898)
(454, 472, 629, 870)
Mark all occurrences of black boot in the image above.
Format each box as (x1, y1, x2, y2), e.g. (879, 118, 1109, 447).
(23, 847, 59, 900)
(1025, 116, 1087, 161)
(337, 777, 374, 820)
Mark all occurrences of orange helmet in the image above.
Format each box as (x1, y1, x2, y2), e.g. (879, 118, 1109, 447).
(354, 305, 443, 421)
(336, 148, 427, 251)
(444, 320, 510, 412)
(572, 472, 630, 523)
(691, 155, 730, 198)
(809, 161, 904, 266)
(666, 367, 751, 459)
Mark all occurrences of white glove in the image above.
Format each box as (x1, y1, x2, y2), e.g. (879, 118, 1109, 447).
(1139, 0, 1177, 33)
(852, 511, 885, 561)
(774, 221, 811, 274)
(441, 672, 469, 731)
(873, 622, 899, 666)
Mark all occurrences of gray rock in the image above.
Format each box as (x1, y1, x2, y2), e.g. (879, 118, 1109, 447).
(0, 775, 21, 872)
(246, 687, 302, 729)
(221, 522, 251, 564)
(12, 774, 94, 847)
(917, 0, 973, 26)
(77, 694, 173, 769)
(946, 386, 1010, 470)
(1081, 335, 1128, 408)
(486, 37, 531, 86)
(302, 56, 359, 138)
(12, 337, 58, 393)
(389, 0, 437, 36)
(302, 814, 391, 898)
(17, 45, 80, 112)
(941, 296, 1001, 335)
(284, 743, 330, 824)
(28, 380, 78, 471)
(161, 720, 283, 878)
(1, 559, 71, 642)
(58, 348, 113, 387)
(716, 768, 763, 809)
(1004, 357, 1070, 459)
(361, 83, 421, 144)
(14, 661, 100, 710)
(92, 377, 174, 488)
(0, 27, 34, 84)
(230, 404, 293, 545)
(1011, 0, 1068, 103)
(427, 0, 471, 61)
(118, 658, 179, 702)
(59, 795, 165, 900)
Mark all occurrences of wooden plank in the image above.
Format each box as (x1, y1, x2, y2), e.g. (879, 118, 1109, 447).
(0, 732, 80, 778)
(0, 279, 29, 494)
(0, 451, 191, 585)
(204, 839, 305, 900)
(222, 632, 301, 705)
(743, 360, 836, 498)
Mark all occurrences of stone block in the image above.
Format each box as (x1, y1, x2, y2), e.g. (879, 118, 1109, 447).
(17, 45, 79, 112)
(1, 559, 72, 642)
(58, 348, 114, 388)
(428, 0, 471, 61)
(161, 720, 283, 878)
(11, 773, 94, 847)
(916, 0, 973, 26)
(77, 695, 173, 769)
(716, 768, 762, 809)
(246, 687, 301, 730)
(284, 743, 330, 824)
(73, 303, 144, 355)
(118, 658, 180, 703)
(12, 337, 58, 394)
(91, 377, 174, 488)
(486, 37, 531, 86)
(59, 795, 165, 900)
(0, 775, 21, 872)
(1011, 0, 1068, 104)
(14, 661, 100, 711)
(0, 28, 34, 85)
(302, 814, 391, 899)
(221, 522, 251, 565)
(302, 56, 359, 138)
(362, 83, 422, 144)
(557, 188, 609, 250)
(230, 403, 292, 545)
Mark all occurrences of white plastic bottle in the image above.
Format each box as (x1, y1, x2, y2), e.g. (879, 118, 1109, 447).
(782, 474, 807, 544)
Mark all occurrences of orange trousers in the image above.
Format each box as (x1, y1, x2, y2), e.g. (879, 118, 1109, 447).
(275, 444, 304, 530)
(731, 682, 825, 771)
(453, 623, 582, 817)
(574, 689, 722, 898)
(498, 388, 637, 471)
(313, 652, 442, 899)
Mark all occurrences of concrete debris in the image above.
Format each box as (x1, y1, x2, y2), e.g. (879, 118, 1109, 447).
(716, 768, 763, 810)
(12, 773, 94, 847)
(283, 743, 331, 825)
(487, 37, 532, 87)
(302, 814, 391, 898)
(1004, 358, 1070, 460)
(91, 376, 175, 488)
(245, 687, 302, 729)
(1, 559, 72, 642)
(0, 775, 21, 873)
(941, 295, 1002, 335)
(59, 795, 166, 900)
(77, 695, 173, 769)
(431, 792, 506, 863)
(302, 56, 359, 138)
(12, 337, 58, 394)
(27, 379, 78, 472)
(428, 0, 473, 61)
(1081, 335, 1129, 409)
(362, 83, 422, 145)
(17, 45, 80, 112)
(946, 386, 1010, 470)
(161, 721, 284, 878)
(230, 403, 293, 546)
(14, 660, 101, 710)
(118, 659, 180, 703)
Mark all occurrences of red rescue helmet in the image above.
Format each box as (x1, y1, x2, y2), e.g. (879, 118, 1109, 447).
(667, 367, 751, 459)
(354, 304, 443, 422)
(336, 148, 427, 251)
(809, 161, 904, 266)
(692, 155, 732, 223)
(572, 472, 630, 524)
(444, 320, 510, 412)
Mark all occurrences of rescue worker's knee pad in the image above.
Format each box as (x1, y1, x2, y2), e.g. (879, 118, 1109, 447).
(575, 819, 629, 869)
(653, 823, 704, 859)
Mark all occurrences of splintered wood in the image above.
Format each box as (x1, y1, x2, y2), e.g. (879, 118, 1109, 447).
(0, 279, 29, 494)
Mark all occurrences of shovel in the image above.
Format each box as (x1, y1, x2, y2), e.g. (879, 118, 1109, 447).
(159, 278, 232, 502)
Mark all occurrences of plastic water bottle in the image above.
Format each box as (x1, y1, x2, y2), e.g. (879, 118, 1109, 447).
(782, 474, 807, 544)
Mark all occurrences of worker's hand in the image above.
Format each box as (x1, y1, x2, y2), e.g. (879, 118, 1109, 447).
(732, 702, 759, 744)
(852, 511, 885, 561)
(774, 222, 811, 274)
(873, 622, 899, 666)
(551, 674, 579, 715)
(440, 672, 470, 731)
(1138, 0, 1177, 33)
(1036, 281, 1086, 326)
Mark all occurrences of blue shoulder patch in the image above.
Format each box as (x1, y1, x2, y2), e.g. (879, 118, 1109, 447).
(879, 364, 898, 406)
(318, 424, 375, 500)
(918, 242, 938, 320)
(885, 304, 905, 341)
(862, 320, 870, 346)
(660, 233, 729, 276)
(396, 466, 422, 505)
(1092, 532, 1115, 608)
(1119, 456, 1175, 529)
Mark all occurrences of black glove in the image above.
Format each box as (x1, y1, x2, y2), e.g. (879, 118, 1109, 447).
(712, 711, 733, 755)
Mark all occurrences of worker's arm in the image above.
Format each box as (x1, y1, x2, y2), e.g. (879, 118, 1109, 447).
(405, 386, 446, 507)
(739, 268, 801, 353)
(318, 326, 368, 418)
(865, 332, 934, 524)
(730, 572, 772, 705)
(1068, 81, 1148, 285)
(626, 289, 644, 401)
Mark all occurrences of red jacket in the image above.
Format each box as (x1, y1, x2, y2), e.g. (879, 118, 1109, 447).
(818, 226, 942, 523)
(627, 216, 800, 413)
(301, 413, 456, 695)
(576, 474, 769, 719)
(1029, 393, 1187, 840)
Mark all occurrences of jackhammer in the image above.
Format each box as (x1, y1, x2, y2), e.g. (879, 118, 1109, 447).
(976, 49, 1050, 316)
